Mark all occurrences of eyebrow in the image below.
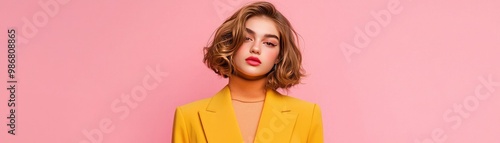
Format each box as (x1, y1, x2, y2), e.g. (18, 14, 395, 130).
(245, 28, 280, 41)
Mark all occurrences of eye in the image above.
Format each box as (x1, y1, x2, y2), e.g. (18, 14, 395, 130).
(264, 42, 277, 47)
(245, 37, 253, 41)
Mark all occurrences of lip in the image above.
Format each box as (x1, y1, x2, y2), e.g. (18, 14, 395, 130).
(245, 56, 261, 66)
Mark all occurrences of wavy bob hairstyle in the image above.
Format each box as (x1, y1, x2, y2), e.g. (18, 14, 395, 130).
(203, 1, 304, 90)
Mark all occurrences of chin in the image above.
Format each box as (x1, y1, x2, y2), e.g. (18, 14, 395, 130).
(240, 71, 266, 77)
(234, 69, 269, 80)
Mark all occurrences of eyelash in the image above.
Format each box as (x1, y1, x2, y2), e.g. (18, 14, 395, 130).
(264, 42, 277, 47)
(245, 37, 277, 47)
(245, 37, 253, 41)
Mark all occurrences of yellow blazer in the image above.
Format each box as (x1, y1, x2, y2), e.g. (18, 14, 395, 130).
(172, 86, 324, 143)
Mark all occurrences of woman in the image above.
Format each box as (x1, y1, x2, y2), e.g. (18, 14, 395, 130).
(172, 1, 323, 142)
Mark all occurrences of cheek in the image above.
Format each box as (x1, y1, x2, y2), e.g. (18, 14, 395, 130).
(263, 48, 280, 63)
(234, 44, 250, 58)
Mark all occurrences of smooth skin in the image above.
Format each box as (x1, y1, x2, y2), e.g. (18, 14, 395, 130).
(229, 15, 280, 102)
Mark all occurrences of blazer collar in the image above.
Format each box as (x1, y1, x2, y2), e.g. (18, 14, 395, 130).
(198, 86, 298, 143)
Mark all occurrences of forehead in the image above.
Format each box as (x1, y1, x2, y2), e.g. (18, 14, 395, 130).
(244, 16, 280, 38)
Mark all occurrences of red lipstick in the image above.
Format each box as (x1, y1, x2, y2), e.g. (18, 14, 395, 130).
(245, 56, 261, 66)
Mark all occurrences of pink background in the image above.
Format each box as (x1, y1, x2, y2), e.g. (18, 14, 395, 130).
(1, 0, 500, 142)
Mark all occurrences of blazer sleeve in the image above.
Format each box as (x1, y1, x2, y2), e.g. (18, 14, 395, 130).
(307, 104, 324, 143)
(172, 107, 189, 143)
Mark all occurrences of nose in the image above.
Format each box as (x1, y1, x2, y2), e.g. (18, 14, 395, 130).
(250, 43, 261, 55)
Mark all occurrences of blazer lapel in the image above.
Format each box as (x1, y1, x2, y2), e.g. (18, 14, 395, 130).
(198, 86, 298, 143)
(254, 89, 298, 143)
(198, 86, 243, 142)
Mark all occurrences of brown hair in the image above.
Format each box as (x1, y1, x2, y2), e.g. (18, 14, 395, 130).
(203, 1, 304, 90)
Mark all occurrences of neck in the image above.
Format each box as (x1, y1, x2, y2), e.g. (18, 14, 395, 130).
(228, 74, 267, 102)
